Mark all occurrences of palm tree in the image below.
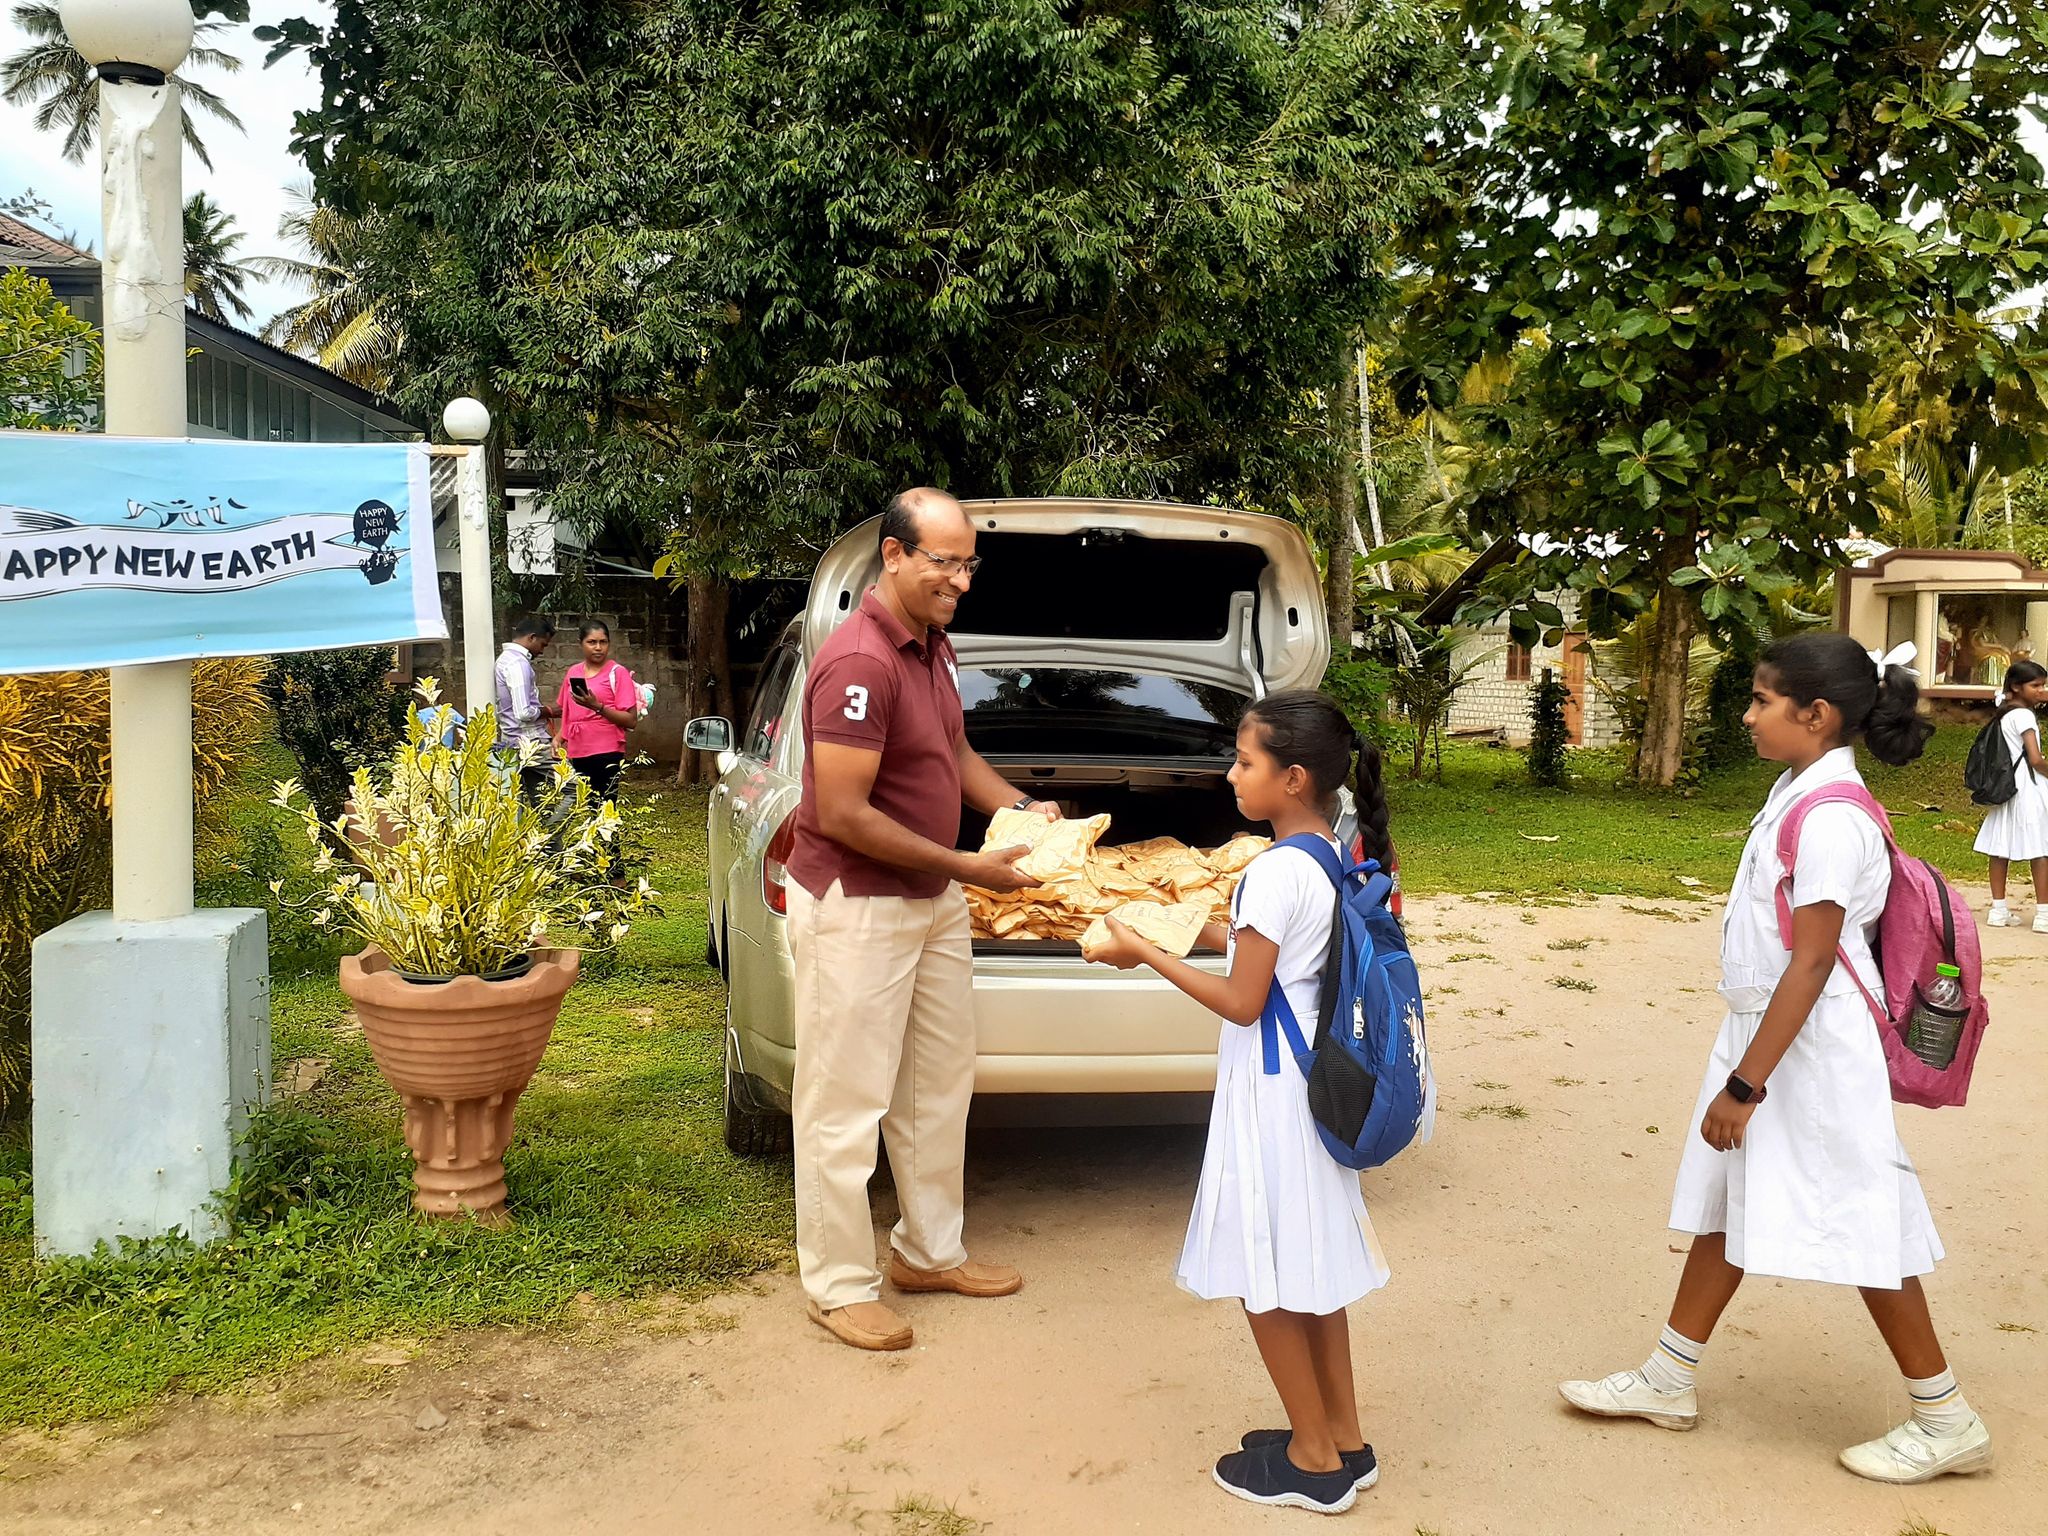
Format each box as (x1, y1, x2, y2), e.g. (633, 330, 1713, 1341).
(1, 1, 245, 170)
(182, 193, 263, 323)
(258, 184, 403, 392)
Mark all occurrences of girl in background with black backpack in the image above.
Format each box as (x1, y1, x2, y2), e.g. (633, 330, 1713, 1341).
(1972, 659, 2048, 930)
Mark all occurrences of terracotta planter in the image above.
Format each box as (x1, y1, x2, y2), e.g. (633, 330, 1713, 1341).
(339, 946, 579, 1224)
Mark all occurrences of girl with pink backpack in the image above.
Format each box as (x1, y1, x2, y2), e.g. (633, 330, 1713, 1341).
(1559, 632, 1993, 1485)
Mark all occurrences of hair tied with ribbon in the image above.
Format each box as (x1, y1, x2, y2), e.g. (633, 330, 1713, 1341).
(1867, 641, 1917, 682)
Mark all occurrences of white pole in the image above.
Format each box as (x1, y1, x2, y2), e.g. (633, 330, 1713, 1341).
(96, 51, 193, 922)
(441, 399, 496, 720)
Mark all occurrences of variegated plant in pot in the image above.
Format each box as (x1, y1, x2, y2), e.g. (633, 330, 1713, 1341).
(271, 682, 651, 1224)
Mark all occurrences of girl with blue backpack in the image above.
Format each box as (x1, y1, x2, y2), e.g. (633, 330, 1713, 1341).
(1560, 633, 1994, 1485)
(1087, 690, 1426, 1515)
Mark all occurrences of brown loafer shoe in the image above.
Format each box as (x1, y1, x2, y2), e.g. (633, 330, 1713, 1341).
(807, 1299, 913, 1351)
(887, 1253, 1023, 1298)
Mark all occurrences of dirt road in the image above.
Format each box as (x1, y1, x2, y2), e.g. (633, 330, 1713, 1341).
(3, 895, 2042, 1535)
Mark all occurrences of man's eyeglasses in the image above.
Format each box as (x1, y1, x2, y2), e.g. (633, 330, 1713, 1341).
(901, 542, 983, 578)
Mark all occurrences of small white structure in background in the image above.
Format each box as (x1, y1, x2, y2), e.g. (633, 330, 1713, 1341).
(1836, 547, 2048, 700)
(1417, 537, 1626, 749)
(505, 487, 588, 576)
(506, 488, 556, 575)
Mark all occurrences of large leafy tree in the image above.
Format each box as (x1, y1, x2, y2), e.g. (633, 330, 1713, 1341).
(261, 0, 1463, 761)
(1397, 1, 2048, 784)
(2, 1, 248, 169)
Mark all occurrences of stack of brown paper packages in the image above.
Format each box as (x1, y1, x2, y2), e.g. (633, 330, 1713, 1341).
(964, 807, 1270, 960)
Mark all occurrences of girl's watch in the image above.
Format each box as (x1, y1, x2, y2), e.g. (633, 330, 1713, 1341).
(1725, 1071, 1767, 1104)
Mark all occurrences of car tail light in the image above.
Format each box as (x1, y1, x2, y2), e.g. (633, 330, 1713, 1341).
(764, 816, 797, 916)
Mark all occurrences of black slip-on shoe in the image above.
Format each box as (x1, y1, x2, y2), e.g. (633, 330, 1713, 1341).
(1239, 1430, 1379, 1491)
(1212, 1441, 1359, 1514)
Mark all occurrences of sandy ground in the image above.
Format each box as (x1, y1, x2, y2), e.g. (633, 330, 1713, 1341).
(3, 893, 2044, 1536)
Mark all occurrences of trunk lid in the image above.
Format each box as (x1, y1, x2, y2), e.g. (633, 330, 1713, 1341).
(803, 498, 1328, 695)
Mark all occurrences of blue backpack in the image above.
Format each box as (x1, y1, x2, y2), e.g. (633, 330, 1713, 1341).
(1237, 834, 1433, 1171)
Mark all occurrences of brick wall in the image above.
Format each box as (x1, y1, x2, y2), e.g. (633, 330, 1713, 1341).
(1444, 595, 1625, 749)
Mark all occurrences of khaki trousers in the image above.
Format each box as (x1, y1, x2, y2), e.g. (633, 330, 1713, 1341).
(787, 879, 976, 1309)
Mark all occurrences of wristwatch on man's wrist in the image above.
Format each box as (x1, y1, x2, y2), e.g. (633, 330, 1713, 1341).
(1725, 1071, 1767, 1105)
(1011, 796, 1038, 812)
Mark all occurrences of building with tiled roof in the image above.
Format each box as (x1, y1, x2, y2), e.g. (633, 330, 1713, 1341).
(2, 210, 418, 444)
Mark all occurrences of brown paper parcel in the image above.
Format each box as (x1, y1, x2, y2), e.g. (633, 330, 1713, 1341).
(1080, 900, 1210, 960)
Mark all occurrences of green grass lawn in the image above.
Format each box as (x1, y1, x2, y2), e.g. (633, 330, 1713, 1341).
(1389, 727, 2001, 899)
(0, 768, 790, 1432)
(0, 724, 2011, 1431)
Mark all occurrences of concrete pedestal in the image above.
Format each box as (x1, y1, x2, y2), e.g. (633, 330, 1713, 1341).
(31, 908, 270, 1255)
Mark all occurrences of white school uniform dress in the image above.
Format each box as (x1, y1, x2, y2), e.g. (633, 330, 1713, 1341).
(1668, 746, 1943, 1288)
(1972, 706, 2048, 860)
(1176, 838, 1393, 1315)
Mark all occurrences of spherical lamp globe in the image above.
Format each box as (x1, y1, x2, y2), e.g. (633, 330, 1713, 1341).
(58, 0, 194, 75)
(442, 398, 493, 444)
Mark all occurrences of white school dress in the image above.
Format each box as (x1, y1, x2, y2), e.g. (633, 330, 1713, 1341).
(1668, 746, 1943, 1288)
(1176, 839, 1393, 1315)
(1972, 706, 2048, 860)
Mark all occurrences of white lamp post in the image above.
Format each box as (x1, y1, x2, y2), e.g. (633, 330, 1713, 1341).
(440, 398, 497, 720)
(66, 0, 196, 921)
(32, 0, 269, 1257)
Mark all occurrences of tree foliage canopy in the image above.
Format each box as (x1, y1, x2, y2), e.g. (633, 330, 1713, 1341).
(1392, 0, 2048, 780)
(265, 0, 1466, 574)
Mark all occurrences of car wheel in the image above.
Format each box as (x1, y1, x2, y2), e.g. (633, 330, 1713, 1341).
(703, 902, 719, 968)
(723, 1031, 791, 1159)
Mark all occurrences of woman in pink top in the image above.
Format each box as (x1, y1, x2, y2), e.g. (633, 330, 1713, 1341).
(553, 620, 641, 876)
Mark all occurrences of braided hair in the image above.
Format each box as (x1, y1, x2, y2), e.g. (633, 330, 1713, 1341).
(1240, 689, 1392, 867)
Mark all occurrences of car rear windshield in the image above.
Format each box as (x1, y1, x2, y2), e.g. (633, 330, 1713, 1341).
(958, 668, 1247, 758)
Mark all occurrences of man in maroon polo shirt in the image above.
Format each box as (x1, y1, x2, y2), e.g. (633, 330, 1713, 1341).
(785, 487, 1058, 1353)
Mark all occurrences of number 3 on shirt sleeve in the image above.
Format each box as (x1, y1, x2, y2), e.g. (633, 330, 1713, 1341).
(843, 685, 870, 722)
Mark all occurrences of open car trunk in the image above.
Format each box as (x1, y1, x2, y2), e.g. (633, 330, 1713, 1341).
(805, 498, 1329, 696)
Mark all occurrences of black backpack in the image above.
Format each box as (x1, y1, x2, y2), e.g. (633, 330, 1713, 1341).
(1965, 715, 2019, 807)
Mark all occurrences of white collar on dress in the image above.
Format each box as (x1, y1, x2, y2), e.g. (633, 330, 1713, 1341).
(1754, 744, 1860, 827)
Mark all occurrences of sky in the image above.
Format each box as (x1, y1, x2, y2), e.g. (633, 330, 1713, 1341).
(2, 1, 333, 332)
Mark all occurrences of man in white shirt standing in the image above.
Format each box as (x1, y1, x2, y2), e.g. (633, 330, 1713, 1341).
(495, 614, 560, 801)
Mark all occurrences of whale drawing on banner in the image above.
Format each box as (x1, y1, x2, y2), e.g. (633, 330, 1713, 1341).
(0, 500, 414, 600)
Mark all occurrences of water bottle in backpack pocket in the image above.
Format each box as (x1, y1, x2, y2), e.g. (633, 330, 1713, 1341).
(1774, 785, 1990, 1108)
(1245, 834, 1435, 1171)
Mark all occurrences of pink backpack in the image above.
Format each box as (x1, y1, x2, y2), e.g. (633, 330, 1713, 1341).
(1774, 784, 1987, 1108)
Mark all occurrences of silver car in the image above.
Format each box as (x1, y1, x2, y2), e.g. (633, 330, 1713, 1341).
(688, 497, 1357, 1155)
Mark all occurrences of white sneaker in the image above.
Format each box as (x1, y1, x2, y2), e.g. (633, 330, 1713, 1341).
(1839, 1416, 1992, 1484)
(1558, 1370, 1698, 1431)
(1988, 906, 2016, 927)
(2033, 911, 2048, 935)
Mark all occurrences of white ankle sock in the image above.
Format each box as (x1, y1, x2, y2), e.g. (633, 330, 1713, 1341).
(1640, 1324, 1705, 1395)
(1906, 1368, 1974, 1436)
(1993, 898, 2011, 913)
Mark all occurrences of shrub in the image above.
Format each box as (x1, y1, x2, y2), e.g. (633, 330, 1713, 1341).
(1698, 630, 1762, 774)
(268, 683, 654, 976)
(1322, 656, 1393, 744)
(1528, 667, 1572, 787)
(0, 661, 269, 1116)
(261, 647, 410, 827)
